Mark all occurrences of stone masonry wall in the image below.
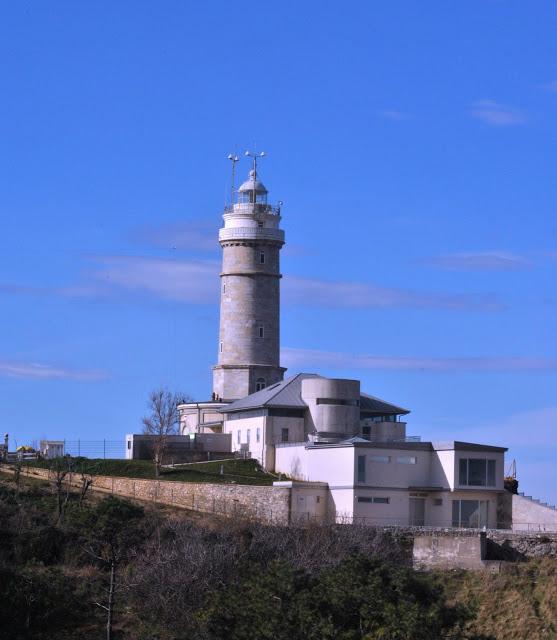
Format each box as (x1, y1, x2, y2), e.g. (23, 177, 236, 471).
(4, 465, 291, 524)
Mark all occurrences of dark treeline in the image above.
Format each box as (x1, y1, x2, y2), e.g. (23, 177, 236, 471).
(0, 475, 492, 640)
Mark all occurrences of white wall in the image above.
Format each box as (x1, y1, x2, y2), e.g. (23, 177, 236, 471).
(356, 447, 432, 488)
(275, 444, 309, 480)
(430, 450, 455, 489)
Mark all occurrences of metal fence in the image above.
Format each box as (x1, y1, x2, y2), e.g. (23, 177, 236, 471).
(54, 440, 124, 459)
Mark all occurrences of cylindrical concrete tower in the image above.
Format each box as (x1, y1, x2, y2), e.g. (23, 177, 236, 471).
(212, 160, 286, 401)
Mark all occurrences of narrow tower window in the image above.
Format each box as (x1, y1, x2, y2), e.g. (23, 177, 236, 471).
(258, 326, 264, 338)
(223, 282, 226, 293)
(260, 252, 265, 264)
(220, 342, 223, 353)
(256, 377, 266, 391)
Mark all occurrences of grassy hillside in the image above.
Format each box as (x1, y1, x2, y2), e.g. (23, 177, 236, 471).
(22, 457, 276, 485)
(3, 470, 557, 639)
(440, 562, 557, 640)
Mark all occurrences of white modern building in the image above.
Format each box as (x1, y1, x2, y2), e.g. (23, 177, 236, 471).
(179, 157, 508, 528)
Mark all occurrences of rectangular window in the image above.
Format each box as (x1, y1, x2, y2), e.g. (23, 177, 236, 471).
(433, 498, 443, 506)
(260, 252, 265, 264)
(459, 458, 467, 485)
(452, 499, 489, 528)
(357, 496, 390, 504)
(487, 459, 496, 486)
(468, 459, 486, 485)
(357, 455, 366, 483)
(220, 342, 223, 353)
(459, 459, 497, 487)
(396, 456, 417, 464)
(127, 440, 131, 450)
(281, 428, 289, 443)
(316, 398, 359, 406)
(246, 429, 251, 444)
(369, 455, 390, 463)
(373, 497, 390, 504)
(223, 283, 226, 293)
(256, 427, 260, 443)
(258, 326, 264, 338)
(237, 430, 241, 445)
(316, 496, 321, 504)
(357, 496, 373, 503)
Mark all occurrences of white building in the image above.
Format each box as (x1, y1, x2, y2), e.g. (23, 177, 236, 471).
(179, 158, 508, 528)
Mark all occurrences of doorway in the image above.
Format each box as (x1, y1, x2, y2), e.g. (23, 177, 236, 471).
(409, 497, 425, 526)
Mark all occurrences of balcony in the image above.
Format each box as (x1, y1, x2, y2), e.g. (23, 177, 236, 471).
(219, 227, 285, 243)
(224, 203, 281, 215)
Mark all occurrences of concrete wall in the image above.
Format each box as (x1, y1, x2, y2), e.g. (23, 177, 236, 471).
(274, 481, 329, 523)
(512, 494, 557, 532)
(413, 533, 487, 570)
(302, 377, 360, 439)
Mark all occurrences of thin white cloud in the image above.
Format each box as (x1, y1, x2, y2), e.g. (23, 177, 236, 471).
(0, 360, 108, 381)
(284, 276, 503, 311)
(541, 80, 557, 93)
(0, 258, 504, 311)
(281, 347, 557, 373)
(423, 251, 531, 271)
(376, 109, 409, 121)
(131, 219, 219, 252)
(470, 100, 525, 126)
(91, 256, 220, 304)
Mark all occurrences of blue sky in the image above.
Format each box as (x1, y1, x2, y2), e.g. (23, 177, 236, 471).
(1, 1, 557, 502)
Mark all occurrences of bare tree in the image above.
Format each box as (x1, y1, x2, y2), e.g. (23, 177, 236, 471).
(142, 388, 186, 478)
(48, 456, 75, 524)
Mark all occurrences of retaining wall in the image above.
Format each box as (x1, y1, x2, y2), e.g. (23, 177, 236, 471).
(413, 533, 488, 570)
(3, 464, 291, 524)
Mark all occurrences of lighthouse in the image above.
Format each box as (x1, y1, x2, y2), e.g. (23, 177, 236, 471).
(212, 152, 286, 401)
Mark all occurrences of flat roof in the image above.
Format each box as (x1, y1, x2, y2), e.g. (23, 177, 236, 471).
(303, 439, 507, 453)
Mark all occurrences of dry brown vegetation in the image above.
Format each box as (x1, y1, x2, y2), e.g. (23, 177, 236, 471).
(440, 559, 557, 639)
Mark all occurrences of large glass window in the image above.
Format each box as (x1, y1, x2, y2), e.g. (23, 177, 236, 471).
(452, 500, 489, 528)
(357, 455, 366, 483)
(459, 458, 497, 486)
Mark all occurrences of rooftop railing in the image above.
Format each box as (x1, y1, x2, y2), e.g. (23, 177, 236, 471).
(224, 203, 281, 215)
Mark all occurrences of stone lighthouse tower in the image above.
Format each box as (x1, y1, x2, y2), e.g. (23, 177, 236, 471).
(212, 153, 286, 401)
